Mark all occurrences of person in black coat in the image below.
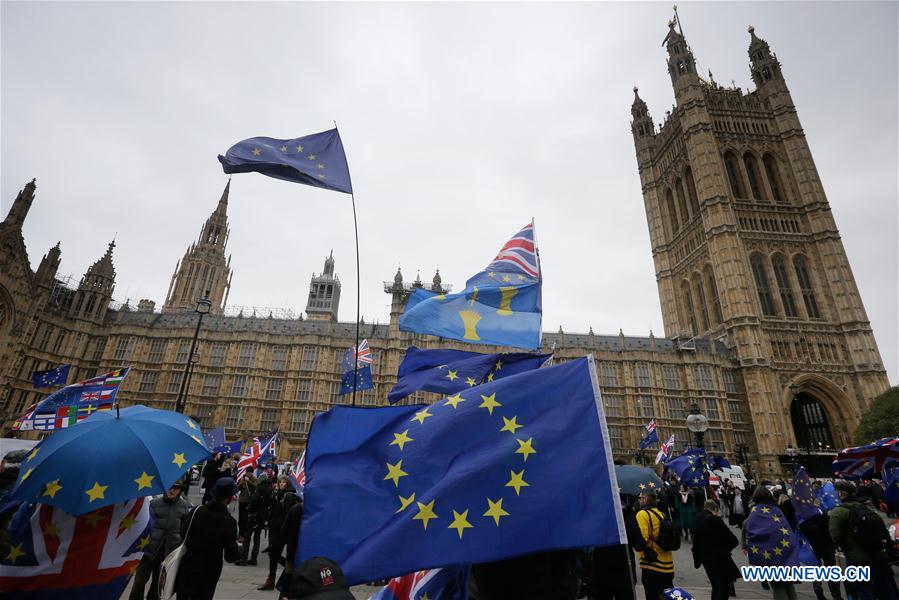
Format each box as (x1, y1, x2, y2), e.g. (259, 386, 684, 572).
(258, 476, 295, 590)
(200, 453, 225, 504)
(174, 477, 240, 600)
(691, 500, 740, 600)
(589, 496, 645, 600)
(799, 512, 844, 600)
(471, 550, 580, 599)
(238, 474, 273, 565)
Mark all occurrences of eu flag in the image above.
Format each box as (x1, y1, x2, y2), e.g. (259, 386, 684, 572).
(31, 364, 70, 389)
(665, 448, 708, 488)
(884, 467, 899, 506)
(218, 128, 352, 194)
(202, 427, 226, 452)
(339, 364, 374, 396)
(399, 222, 542, 350)
(745, 503, 807, 567)
(387, 346, 551, 404)
(297, 357, 626, 584)
(789, 466, 823, 525)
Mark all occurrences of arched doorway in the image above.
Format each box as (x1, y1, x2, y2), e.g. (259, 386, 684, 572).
(790, 393, 835, 449)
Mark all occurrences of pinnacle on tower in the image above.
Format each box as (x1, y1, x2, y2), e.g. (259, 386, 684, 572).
(747, 25, 786, 91)
(631, 87, 654, 138)
(663, 11, 700, 100)
(3, 178, 37, 229)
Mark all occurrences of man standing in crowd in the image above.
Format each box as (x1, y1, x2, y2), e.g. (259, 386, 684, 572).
(130, 480, 192, 600)
(636, 490, 674, 600)
(237, 473, 272, 566)
(257, 476, 294, 591)
(237, 471, 258, 550)
(691, 500, 740, 600)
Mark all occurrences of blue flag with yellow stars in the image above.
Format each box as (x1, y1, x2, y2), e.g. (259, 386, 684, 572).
(665, 448, 708, 488)
(399, 222, 542, 350)
(31, 364, 70, 389)
(790, 466, 823, 525)
(387, 346, 552, 404)
(745, 502, 814, 567)
(218, 128, 352, 194)
(884, 467, 899, 506)
(339, 364, 374, 396)
(297, 357, 626, 584)
(816, 481, 840, 513)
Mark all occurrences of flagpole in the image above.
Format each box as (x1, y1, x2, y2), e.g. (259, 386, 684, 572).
(334, 121, 361, 408)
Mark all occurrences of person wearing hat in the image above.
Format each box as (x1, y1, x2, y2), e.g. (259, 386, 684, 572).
(829, 479, 897, 600)
(173, 477, 240, 600)
(130, 480, 193, 600)
(288, 556, 354, 599)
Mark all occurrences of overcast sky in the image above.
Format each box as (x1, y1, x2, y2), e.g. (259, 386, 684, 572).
(2, 2, 896, 383)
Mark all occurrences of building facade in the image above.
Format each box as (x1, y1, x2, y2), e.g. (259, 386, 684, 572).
(0, 22, 888, 477)
(631, 22, 889, 474)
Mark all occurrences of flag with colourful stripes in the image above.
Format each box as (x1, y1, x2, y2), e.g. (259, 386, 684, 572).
(13, 369, 129, 432)
(289, 451, 306, 496)
(831, 436, 899, 479)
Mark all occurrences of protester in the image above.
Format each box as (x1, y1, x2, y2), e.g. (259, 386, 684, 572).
(237, 473, 273, 566)
(675, 487, 695, 541)
(258, 476, 295, 590)
(829, 479, 897, 600)
(690, 500, 740, 600)
(238, 471, 258, 548)
(798, 510, 844, 600)
(278, 495, 304, 597)
(200, 452, 225, 504)
(729, 488, 746, 528)
(288, 556, 354, 600)
(636, 490, 674, 600)
(742, 486, 797, 600)
(130, 480, 192, 600)
(589, 495, 644, 600)
(173, 477, 240, 600)
(471, 549, 580, 599)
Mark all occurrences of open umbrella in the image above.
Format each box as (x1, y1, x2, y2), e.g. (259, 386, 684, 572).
(9, 405, 209, 515)
(614, 465, 664, 496)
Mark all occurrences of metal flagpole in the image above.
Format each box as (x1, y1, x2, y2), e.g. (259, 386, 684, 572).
(334, 121, 361, 408)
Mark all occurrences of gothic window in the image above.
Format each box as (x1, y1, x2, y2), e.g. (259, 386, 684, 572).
(695, 365, 715, 390)
(260, 410, 279, 432)
(226, 405, 243, 430)
(238, 343, 257, 367)
(601, 364, 619, 387)
(148, 339, 167, 363)
(761, 66, 772, 81)
(743, 153, 766, 201)
(663, 366, 680, 390)
(750, 254, 777, 316)
(793, 255, 821, 318)
(676, 179, 690, 222)
(271, 346, 289, 371)
(51, 331, 66, 354)
(684, 167, 700, 215)
(723, 370, 738, 394)
(681, 280, 698, 334)
(763, 154, 788, 204)
(702, 398, 720, 419)
(296, 379, 313, 402)
(693, 273, 710, 332)
(667, 398, 685, 420)
(771, 255, 798, 317)
(607, 426, 624, 451)
(790, 394, 835, 448)
(633, 363, 651, 387)
(175, 340, 191, 364)
(201, 375, 220, 397)
(114, 337, 134, 360)
(723, 152, 746, 198)
(265, 378, 284, 401)
(665, 189, 680, 236)
(301, 347, 319, 371)
(231, 375, 248, 398)
(637, 395, 654, 418)
(138, 371, 159, 394)
(705, 265, 723, 325)
(209, 343, 227, 366)
(83, 294, 97, 317)
(728, 400, 745, 423)
(603, 394, 621, 417)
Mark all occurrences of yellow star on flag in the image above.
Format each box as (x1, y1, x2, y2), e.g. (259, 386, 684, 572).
(138, 536, 151, 550)
(172, 453, 187, 468)
(639, 483, 647, 490)
(780, 540, 790, 548)
(6, 543, 25, 564)
(84, 512, 104, 527)
(772, 515, 780, 523)
(413, 500, 438, 530)
(465, 377, 477, 387)
(120, 515, 137, 531)
(779, 527, 789, 535)
(446, 370, 459, 381)
(495, 360, 503, 370)
(773, 547, 782, 556)
(27, 447, 39, 461)
(43, 520, 60, 538)
(85, 481, 108, 502)
(750, 546, 759, 554)
(486, 372, 494, 382)
(296, 144, 304, 153)
(448, 509, 473, 539)
(396, 493, 416, 513)
(502, 275, 511, 282)
(384, 460, 408, 487)
(761, 507, 770, 513)
(506, 470, 529, 496)
(483, 497, 510, 526)
(410, 408, 433, 425)
(43, 479, 63, 498)
(21, 467, 33, 480)
(763, 550, 771, 559)
(390, 430, 414, 451)
(317, 163, 325, 169)
(252, 147, 261, 156)
(648, 481, 656, 488)
(308, 154, 317, 160)
(191, 435, 202, 445)
(186, 419, 197, 429)
(280, 145, 288, 152)
(479, 393, 501, 415)
(500, 416, 523, 434)
(515, 437, 537, 462)
(444, 394, 466, 409)
(134, 472, 155, 490)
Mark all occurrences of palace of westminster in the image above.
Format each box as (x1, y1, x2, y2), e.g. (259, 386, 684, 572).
(0, 23, 889, 477)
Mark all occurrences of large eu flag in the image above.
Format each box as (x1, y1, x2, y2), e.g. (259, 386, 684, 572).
(218, 128, 352, 194)
(387, 346, 551, 404)
(297, 357, 625, 584)
(665, 448, 709, 488)
(399, 222, 542, 350)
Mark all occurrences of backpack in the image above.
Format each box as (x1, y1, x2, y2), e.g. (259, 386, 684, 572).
(848, 503, 889, 553)
(644, 508, 682, 552)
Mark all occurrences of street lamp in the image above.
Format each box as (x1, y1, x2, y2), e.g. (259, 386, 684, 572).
(175, 295, 212, 414)
(686, 402, 709, 449)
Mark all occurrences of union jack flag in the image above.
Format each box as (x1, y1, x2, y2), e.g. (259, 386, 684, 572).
(656, 434, 675, 464)
(289, 451, 306, 496)
(0, 497, 151, 599)
(236, 431, 279, 481)
(832, 436, 899, 479)
(483, 221, 540, 279)
(645, 419, 656, 434)
(639, 419, 659, 450)
(369, 566, 469, 600)
(80, 392, 100, 402)
(343, 339, 373, 370)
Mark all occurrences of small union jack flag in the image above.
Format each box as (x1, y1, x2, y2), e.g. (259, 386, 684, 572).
(289, 451, 306, 496)
(483, 221, 540, 279)
(353, 339, 372, 365)
(656, 434, 675, 464)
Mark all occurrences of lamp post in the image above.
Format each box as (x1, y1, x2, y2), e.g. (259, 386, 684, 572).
(175, 295, 212, 414)
(686, 402, 709, 449)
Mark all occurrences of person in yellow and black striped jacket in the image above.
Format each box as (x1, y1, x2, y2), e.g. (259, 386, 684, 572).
(636, 490, 675, 600)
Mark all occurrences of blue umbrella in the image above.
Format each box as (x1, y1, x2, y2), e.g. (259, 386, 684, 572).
(9, 405, 209, 515)
(615, 465, 664, 496)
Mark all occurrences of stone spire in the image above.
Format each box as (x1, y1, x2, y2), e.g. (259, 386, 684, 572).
(663, 12, 700, 101)
(70, 240, 117, 322)
(3, 179, 37, 230)
(305, 252, 341, 322)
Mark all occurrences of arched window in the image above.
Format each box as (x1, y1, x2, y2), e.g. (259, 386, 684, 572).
(724, 151, 746, 198)
(693, 273, 710, 332)
(705, 265, 723, 325)
(763, 154, 788, 204)
(685, 167, 700, 215)
(665, 188, 679, 236)
(790, 394, 835, 449)
(675, 179, 690, 222)
(793, 255, 821, 318)
(84, 294, 98, 317)
(681, 280, 698, 335)
(750, 254, 777, 316)
(743, 153, 766, 201)
(771, 255, 798, 317)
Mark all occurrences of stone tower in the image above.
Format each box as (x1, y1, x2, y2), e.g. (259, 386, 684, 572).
(70, 240, 117, 323)
(632, 19, 889, 475)
(163, 181, 232, 313)
(305, 251, 341, 322)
